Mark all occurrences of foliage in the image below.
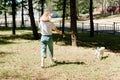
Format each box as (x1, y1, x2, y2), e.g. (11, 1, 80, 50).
(52, 0, 70, 17)
(16, 0, 28, 10)
(78, 0, 90, 14)
(0, 0, 12, 15)
(1, 0, 120, 17)
(0, 0, 29, 15)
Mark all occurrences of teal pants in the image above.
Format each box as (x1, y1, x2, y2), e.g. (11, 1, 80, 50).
(40, 35, 53, 58)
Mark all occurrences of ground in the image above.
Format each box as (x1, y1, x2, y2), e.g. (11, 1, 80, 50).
(0, 30, 120, 80)
(83, 14, 120, 24)
(0, 15, 120, 80)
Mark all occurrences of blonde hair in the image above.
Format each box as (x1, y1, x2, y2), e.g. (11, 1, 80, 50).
(40, 9, 51, 22)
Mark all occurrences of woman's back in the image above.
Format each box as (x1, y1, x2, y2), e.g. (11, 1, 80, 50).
(39, 21, 56, 35)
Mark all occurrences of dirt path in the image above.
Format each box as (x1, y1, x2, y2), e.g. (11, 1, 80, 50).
(94, 16, 120, 24)
(85, 15, 120, 24)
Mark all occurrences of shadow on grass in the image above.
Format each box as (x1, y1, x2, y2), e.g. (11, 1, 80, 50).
(53, 33, 71, 45)
(0, 39, 13, 45)
(0, 27, 32, 31)
(0, 51, 16, 58)
(0, 33, 36, 45)
(55, 60, 85, 65)
(77, 33, 120, 53)
(54, 32, 120, 53)
(1, 33, 36, 40)
(101, 55, 109, 60)
(1, 27, 120, 53)
(44, 60, 86, 68)
(0, 52, 16, 64)
(0, 27, 38, 45)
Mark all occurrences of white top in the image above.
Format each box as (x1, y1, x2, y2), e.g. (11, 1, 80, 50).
(39, 21, 56, 35)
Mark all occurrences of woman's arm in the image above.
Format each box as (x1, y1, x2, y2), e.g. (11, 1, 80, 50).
(54, 28, 65, 38)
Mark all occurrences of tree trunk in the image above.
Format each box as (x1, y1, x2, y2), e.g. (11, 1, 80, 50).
(4, 12, 7, 27)
(28, 0, 39, 40)
(62, 0, 66, 34)
(4, 0, 8, 28)
(89, 0, 94, 37)
(12, 0, 16, 35)
(70, 0, 77, 46)
(41, 0, 45, 16)
(76, 0, 79, 19)
(119, 0, 120, 13)
(21, 0, 25, 28)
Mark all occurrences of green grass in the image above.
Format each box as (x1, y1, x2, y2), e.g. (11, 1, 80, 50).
(53, 32, 120, 53)
(0, 28, 120, 80)
(77, 33, 120, 52)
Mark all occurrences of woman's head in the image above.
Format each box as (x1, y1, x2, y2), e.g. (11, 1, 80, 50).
(43, 9, 51, 17)
(40, 10, 51, 22)
(43, 10, 51, 16)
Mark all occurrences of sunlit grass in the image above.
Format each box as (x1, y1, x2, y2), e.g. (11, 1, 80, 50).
(0, 29, 120, 80)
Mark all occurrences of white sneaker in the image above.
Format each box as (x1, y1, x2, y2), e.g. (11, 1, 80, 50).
(52, 57, 57, 63)
(50, 57, 57, 64)
(41, 64, 44, 68)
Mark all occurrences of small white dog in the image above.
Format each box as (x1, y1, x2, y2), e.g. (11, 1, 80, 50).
(95, 47, 105, 60)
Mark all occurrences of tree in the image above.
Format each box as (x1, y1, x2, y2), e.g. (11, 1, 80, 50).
(89, 0, 94, 37)
(21, 0, 25, 28)
(0, 0, 8, 27)
(62, 0, 66, 34)
(12, 0, 16, 35)
(28, 0, 39, 40)
(70, 0, 77, 46)
(41, 0, 45, 15)
(4, 0, 8, 27)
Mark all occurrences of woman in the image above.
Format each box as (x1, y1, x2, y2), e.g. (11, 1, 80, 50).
(39, 10, 64, 68)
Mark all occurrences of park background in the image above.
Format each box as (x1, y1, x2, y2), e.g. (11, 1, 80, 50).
(0, 0, 120, 80)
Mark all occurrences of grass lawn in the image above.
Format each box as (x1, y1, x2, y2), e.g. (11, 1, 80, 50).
(0, 28, 120, 80)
